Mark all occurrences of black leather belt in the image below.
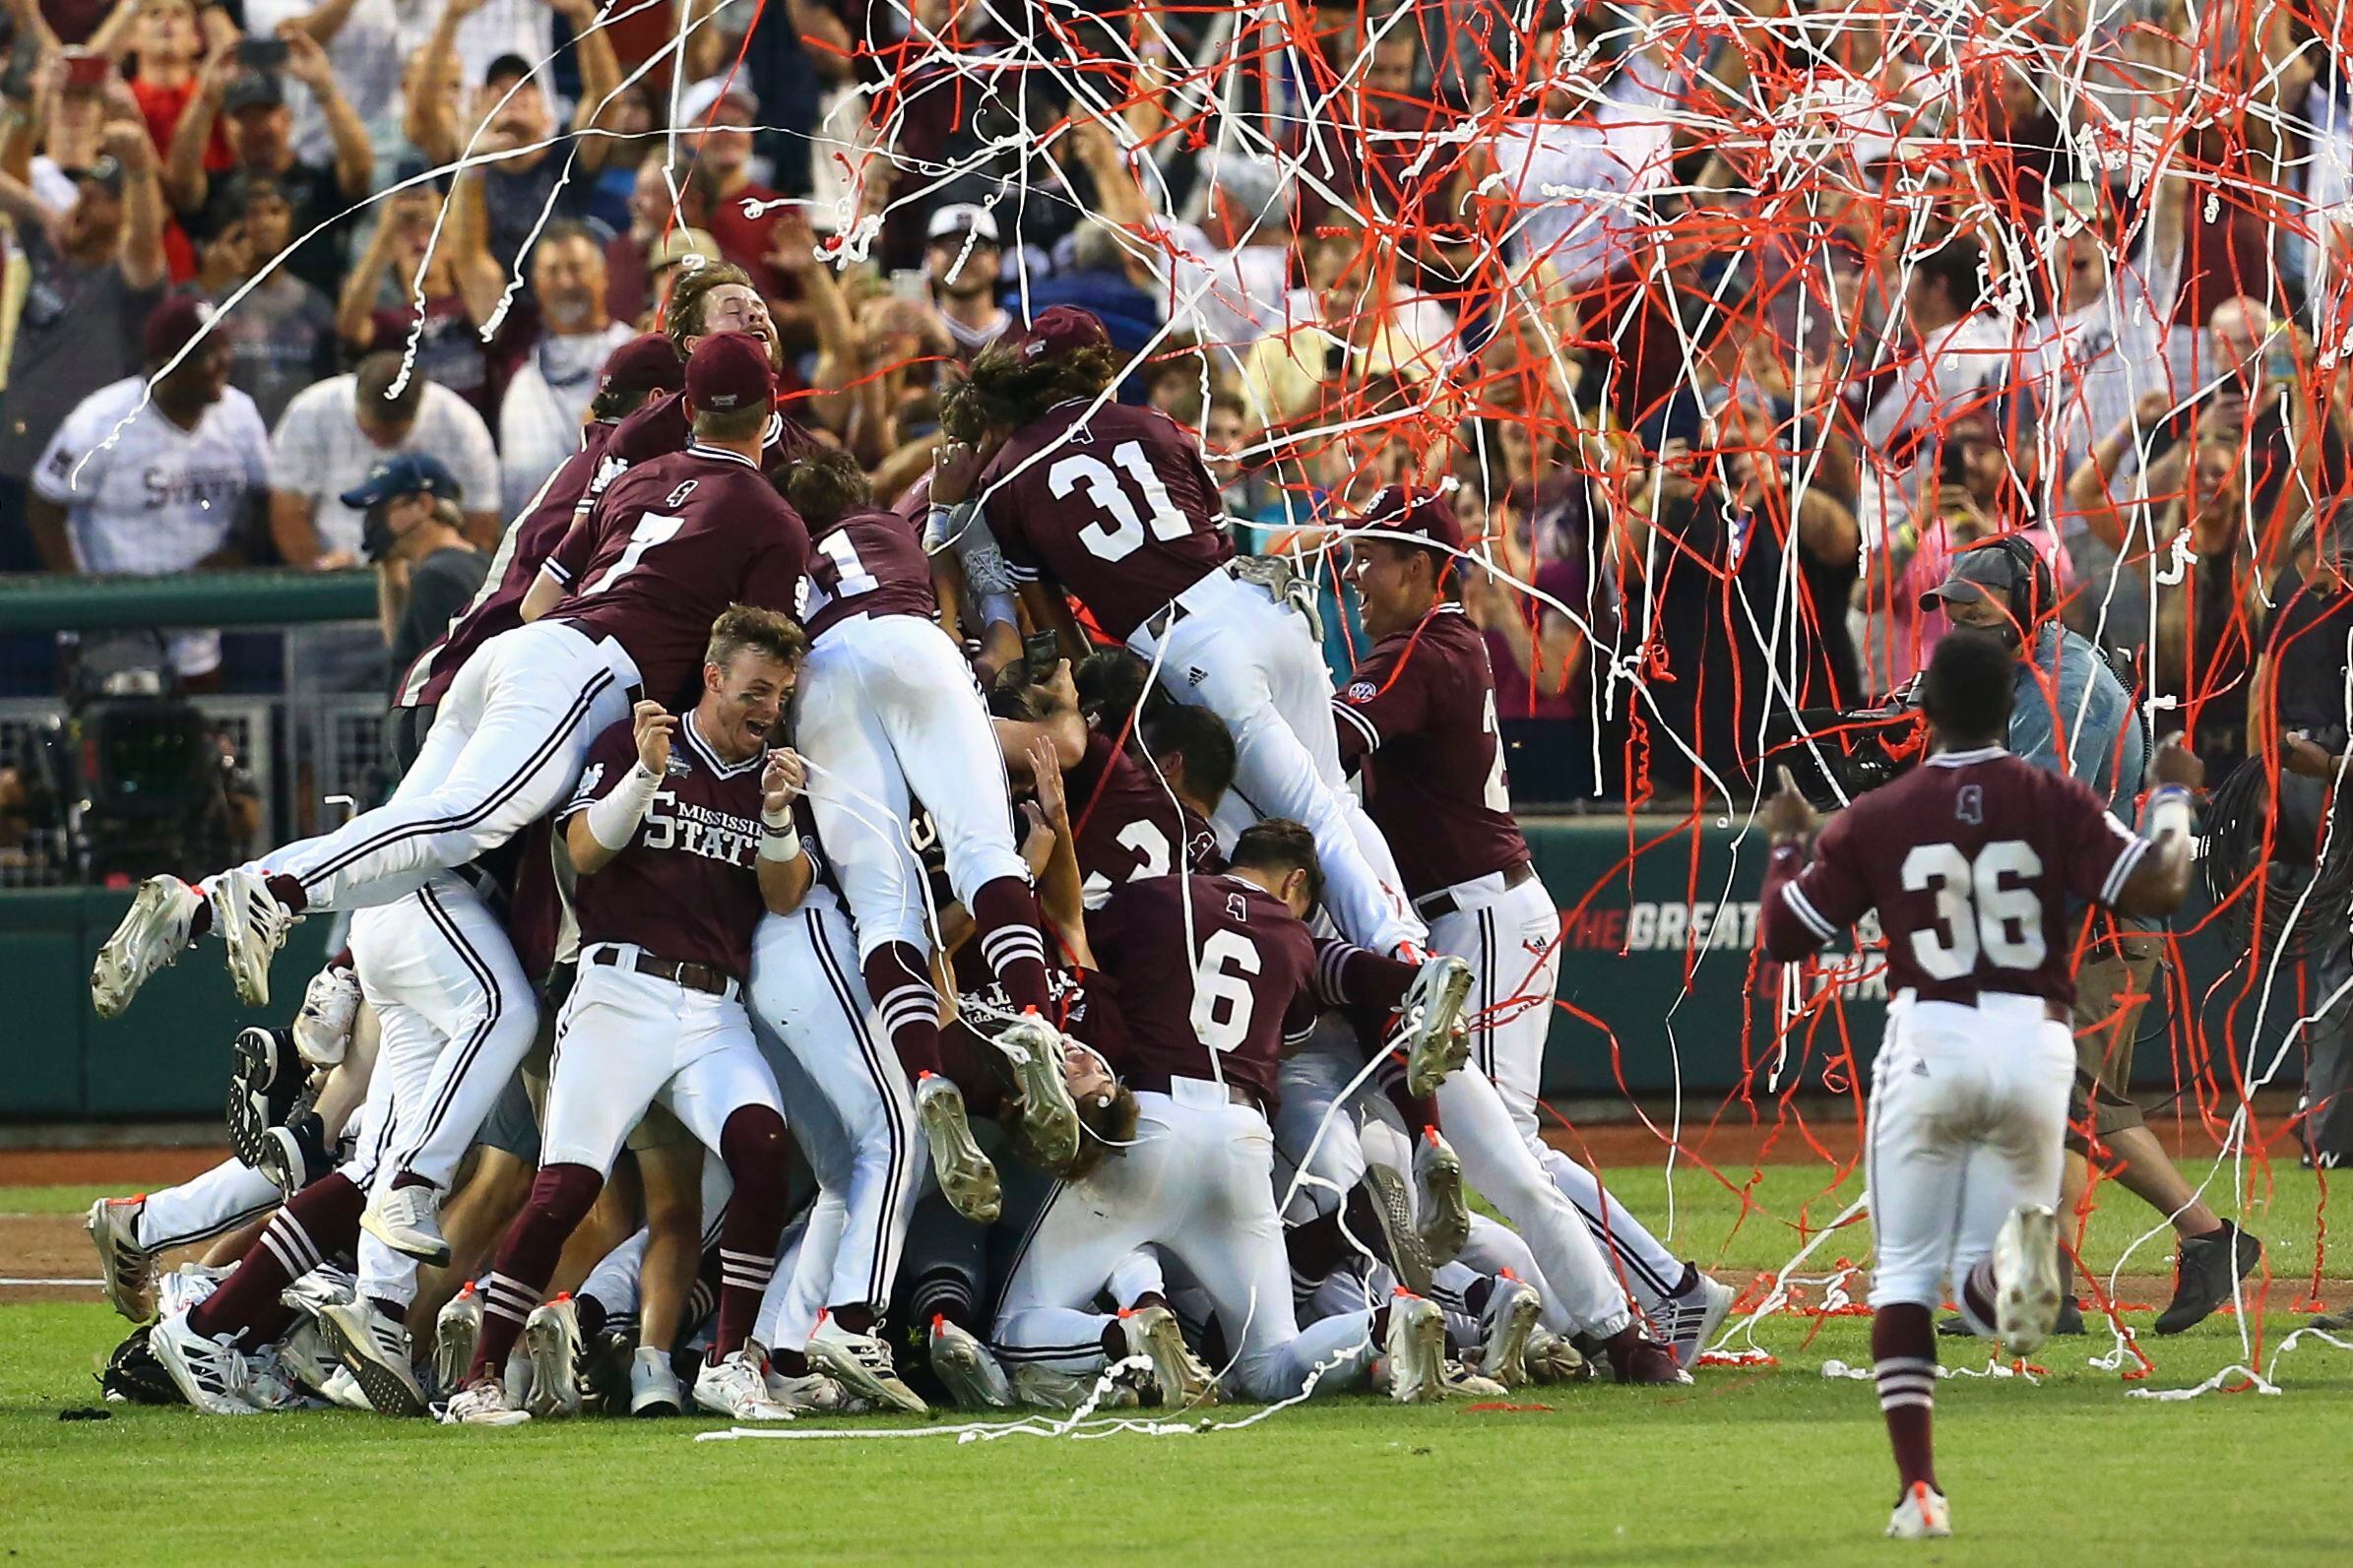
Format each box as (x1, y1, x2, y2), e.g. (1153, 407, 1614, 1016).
(1414, 859, 1537, 919)
(589, 945, 734, 998)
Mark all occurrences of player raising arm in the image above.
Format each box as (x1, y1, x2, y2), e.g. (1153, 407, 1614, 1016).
(1754, 631, 2195, 1540)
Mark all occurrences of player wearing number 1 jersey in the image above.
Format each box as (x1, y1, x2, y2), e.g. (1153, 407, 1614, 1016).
(938, 307, 1426, 960)
(779, 451, 1078, 1226)
(1757, 632, 2194, 1541)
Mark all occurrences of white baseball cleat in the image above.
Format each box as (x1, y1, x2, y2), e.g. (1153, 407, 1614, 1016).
(1397, 956, 1474, 1096)
(361, 1184, 451, 1267)
(994, 1010, 1081, 1168)
(1383, 1293, 1449, 1404)
(1477, 1274, 1543, 1390)
(1120, 1303, 1219, 1410)
(1525, 1329, 1592, 1384)
(1009, 1362, 1141, 1411)
(1442, 1360, 1511, 1400)
(760, 1365, 847, 1412)
(809, 1313, 927, 1414)
(1993, 1203, 2064, 1356)
(240, 1347, 314, 1411)
(317, 1298, 427, 1417)
(433, 1285, 484, 1396)
(522, 1296, 582, 1418)
(1659, 1269, 1739, 1370)
(319, 1364, 372, 1411)
(629, 1345, 683, 1416)
(276, 1318, 340, 1400)
(1413, 1128, 1470, 1266)
(211, 868, 295, 1009)
(927, 1317, 1015, 1411)
(442, 1377, 531, 1427)
(916, 1074, 1001, 1223)
(695, 1350, 797, 1421)
(1885, 1481, 1952, 1539)
(149, 1310, 257, 1415)
(1362, 1163, 1432, 1297)
(156, 1262, 231, 1319)
(86, 1196, 156, 1322)
(290, 964, 362, 1067)
(91, 875, 201, 1020)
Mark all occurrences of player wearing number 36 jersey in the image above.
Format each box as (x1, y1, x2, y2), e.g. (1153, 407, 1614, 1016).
(1755, 631, 2194, 1542)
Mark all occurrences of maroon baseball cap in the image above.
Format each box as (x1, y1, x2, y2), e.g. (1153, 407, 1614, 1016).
(599, 333, 686, 400)
(684, 330, 773, 414)
(1005, 305, 1112, 362)
(1345, 486, 1466, 555)
(143, 293, 216, 364)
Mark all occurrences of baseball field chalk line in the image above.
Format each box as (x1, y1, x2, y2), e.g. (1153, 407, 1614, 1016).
(1, 1278, 104, 1287)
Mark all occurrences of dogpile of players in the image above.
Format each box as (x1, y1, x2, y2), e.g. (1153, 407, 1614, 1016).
(79, 282, 1729, 1439)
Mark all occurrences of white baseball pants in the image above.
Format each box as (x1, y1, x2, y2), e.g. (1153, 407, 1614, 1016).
(136, 1159, 283, 1252)
(1431, 870, 1690, 1311)
(1866, 992, 2072, 1310)
(994, 1080, 1377, 1402)
(747, 903, 922, 1331)
(262, 620, 639, 910)
(794, 614, 1030, 957)
(1128, 570, 1422, 955)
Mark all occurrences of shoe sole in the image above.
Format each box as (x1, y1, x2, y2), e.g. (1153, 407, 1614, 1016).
(1415, 1138, 1470, 1266)
(92, 877, 188, 1020)
(1389, 1300, 1447, 1404)
(256, 1127, 308, 1196)
(86, 1201, 155, 1323)
(1401, 958, 1474, 1096)
(316, 1303, 427, 1417)
(214, 872, 277, 1010)
(226, 1031, 277, 1172)
(150, 1322, 255, 1416)
(1482, 1284, 1542, 1389)
(1995, 1205, 2064, 1355)
(629, 1386, 682, 1417)
(999, 1021, 1081, 1168)
(433, 1307, 483, 1397)
(928, 1334, 1014, 1410)
(810, 1338, 928, 1414)
(1364, 1164, 1432, 1296)
(1128, 1309, 1218, 1409)
(918, 1089, 1002, 1223)
(359, 1206, 455, 1268)
(523, 1316, 581, 1418)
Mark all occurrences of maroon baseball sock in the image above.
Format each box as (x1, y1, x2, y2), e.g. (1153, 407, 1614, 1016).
(1959, 1258, 2000, 1333)
(1315, 941, 1414, 1015)
(863, 942, 944, 1081)
(186, 1171, 365, 1348)
(971, 877, 1052, 1014)
(711, 1105, 789, 1362)
(1872, 1304, 1940, 1498)
(468, 1162, 604, 1383)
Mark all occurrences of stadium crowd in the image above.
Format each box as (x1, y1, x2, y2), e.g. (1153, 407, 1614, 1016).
(2, 0, 2347, 1501)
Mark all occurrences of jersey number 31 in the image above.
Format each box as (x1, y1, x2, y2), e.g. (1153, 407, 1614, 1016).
(1900, 841, 2045, 979)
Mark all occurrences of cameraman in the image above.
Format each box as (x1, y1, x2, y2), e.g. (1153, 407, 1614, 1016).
(1920, 536, 2259, 1333)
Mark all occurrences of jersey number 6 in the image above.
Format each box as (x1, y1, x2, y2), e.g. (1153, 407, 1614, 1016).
(1190, 928, 1263, 1054)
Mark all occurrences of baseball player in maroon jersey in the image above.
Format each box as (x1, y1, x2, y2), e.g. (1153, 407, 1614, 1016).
(1757, 631, 2195, 1539)
(991, 822, 1479, 1405)
(933, 307, 1426, 961)
(1337, 487, 1734, 1364)
(90, 334, 804, 1035)
(444, 607, 816, 1425)
(776, 450, 1078, 1219)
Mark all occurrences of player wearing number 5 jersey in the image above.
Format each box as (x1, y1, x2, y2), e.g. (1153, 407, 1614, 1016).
(779, 451, 1078, 1222)
(87, 333, 807, 1024)
(1757, 632, 2195, 1541)
(937, 307, 1425, 960)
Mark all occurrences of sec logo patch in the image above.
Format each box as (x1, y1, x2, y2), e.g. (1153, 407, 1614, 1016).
(1346, 681, 1376, 703)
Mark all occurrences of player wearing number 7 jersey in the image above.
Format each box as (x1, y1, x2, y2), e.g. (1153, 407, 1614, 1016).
(780, 451, 1079, 1222)
(1756, 631, 2195, 1541)
(938, 307, 1426, 960)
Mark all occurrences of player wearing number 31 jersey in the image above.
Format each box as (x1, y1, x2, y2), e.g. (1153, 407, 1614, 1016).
(1756, 631, 2194, 1542)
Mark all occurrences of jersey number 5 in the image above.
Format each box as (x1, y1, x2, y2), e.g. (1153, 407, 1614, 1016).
(1899, 840, 2045, 980)
(1191, 928, 1263, 1054)
(1049, 440, 1191, 562)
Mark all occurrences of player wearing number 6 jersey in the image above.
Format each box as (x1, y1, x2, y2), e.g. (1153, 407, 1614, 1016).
(778, 451, 1078, 1223)
(936, 307, 1425, 960)
(1757, 631, 2195, 1541)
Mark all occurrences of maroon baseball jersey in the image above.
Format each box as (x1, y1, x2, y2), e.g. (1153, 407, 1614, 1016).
(804, 506, 938, 641)
(1758, 746, 2148, 1008)
(602, 389, 815, 481)
(1334, 604, 1531, 898)
(549, 444, 809, 708)
(558, 711, 771, 980)
(978, 402, 1233, 641)
(1066, 727, 1223, 906)
(397, 421, 622, 713)
(1089, 872, 1318, 1110)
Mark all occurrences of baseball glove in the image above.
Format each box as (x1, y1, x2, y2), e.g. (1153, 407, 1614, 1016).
(99, 1326, 186, 1406)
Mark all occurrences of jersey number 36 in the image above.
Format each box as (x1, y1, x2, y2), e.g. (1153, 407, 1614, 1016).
(1900, 841, 2045, 979)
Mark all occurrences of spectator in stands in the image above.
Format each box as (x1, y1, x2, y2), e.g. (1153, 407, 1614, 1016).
(346, 450, 484, 690)
(196, 171, 334, 426)
(498, 220, 633, 518)
(922, 203, 1010, 363)
(335, 172, 506, 427)
(678, 75, 785, 299)
(0, 125, 168, 573)
(405, 0, 622, 277)
(647, 227, 727, 324)
(268, 349, 498, 570)
(25, 294, 268, 687)
(605, 151, 721, 326)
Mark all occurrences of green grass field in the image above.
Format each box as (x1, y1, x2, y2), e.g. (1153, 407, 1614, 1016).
(5, 1162, 2348, 1567)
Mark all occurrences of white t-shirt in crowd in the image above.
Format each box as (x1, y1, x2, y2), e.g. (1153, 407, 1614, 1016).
(33, 377, 271, 676)
(1152, 221, 1293, 358)
(496, 321, 633, 520)
(2016, 246, 2193, 519)
(1490, 60, 1682, 286)
(269, 374, 500, 557)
